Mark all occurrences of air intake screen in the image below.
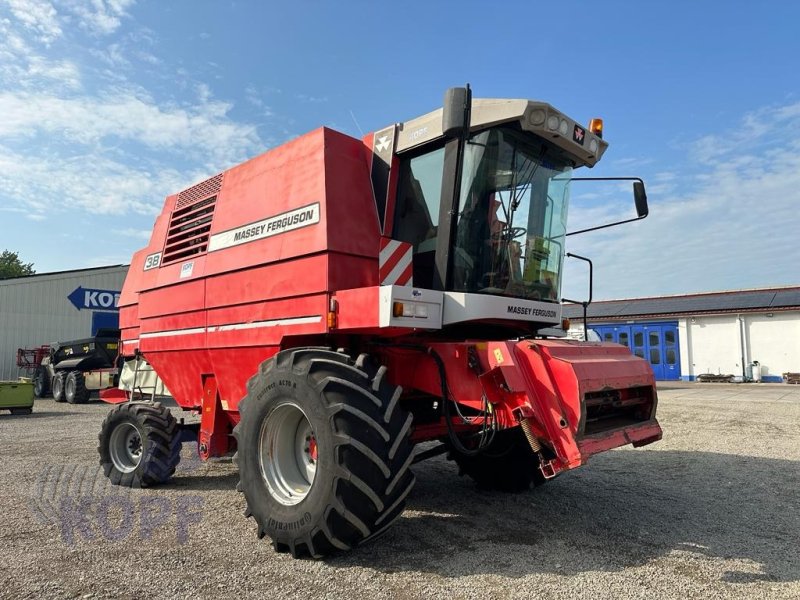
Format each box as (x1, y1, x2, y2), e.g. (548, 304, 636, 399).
(162, 175, 222, 265)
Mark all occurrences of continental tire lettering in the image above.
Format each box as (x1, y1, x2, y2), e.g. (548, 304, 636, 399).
(267, 512, 312, 531)
(208, 203, 320, 251)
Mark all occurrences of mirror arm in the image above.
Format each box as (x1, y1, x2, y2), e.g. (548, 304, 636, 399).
(566, 176, 648, 237)
(566, 214, 646, 237)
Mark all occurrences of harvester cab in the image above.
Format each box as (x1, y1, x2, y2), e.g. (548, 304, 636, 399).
(98, 87, 662, 559)
(364, 86, 645, 337)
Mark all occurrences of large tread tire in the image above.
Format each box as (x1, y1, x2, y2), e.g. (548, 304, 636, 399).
(234, 348, 415, 559)
(52, 372, 66, 403)
(98, 402, 181, 488)
(65, 371, 90, 404)
(449, 428, 547, 492)
(33, 366, 49, 398)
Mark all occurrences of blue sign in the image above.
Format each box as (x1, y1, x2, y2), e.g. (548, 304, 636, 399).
(68, 286, 121, 311)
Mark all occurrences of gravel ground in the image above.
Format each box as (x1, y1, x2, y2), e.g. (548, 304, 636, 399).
(0, 383, 798, 599)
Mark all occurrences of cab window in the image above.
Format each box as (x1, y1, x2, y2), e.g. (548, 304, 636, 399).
(393, 147, 445, 288)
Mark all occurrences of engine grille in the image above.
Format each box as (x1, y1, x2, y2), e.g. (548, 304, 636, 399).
(162, 176, 222, 265)
(175, 173, 223, 210)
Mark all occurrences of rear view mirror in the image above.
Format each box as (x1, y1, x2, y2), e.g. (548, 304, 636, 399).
(633, 181, 648, 218)
(566, 177, 649, 237)
(442, 86, 470, 138)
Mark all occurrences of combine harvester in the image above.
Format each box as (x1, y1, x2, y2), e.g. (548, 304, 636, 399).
(98, 87, 662, 557)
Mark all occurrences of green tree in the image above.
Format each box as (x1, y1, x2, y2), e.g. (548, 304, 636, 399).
(0, 250, 36, 279)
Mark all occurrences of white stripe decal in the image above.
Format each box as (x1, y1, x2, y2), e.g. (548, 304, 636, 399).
(140, 327, 205, 339)
(383, 248, 412, 285)
(139, 316, 322, 339)
(209, 316, 321, 332)
(379, 239, 402, 266)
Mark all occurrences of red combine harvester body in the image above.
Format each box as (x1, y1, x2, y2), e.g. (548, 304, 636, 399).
(100, 88, 661, 558)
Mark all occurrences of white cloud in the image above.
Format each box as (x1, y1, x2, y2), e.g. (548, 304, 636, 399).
(1, 0, 61, 43)
(295, 93, 328, 103)
(0, 17, 80, 89)
(112, 227, 151, 239)
(0, 90, 262, 165)
(563, 101, 800, 300)
(58, 0, 135, 35)
(0, 143, 190, 216)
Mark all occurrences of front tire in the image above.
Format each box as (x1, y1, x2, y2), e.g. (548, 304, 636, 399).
(234, 348, 415, 558)
(98, 402, 181, 487)
(65, 371, 90, 404)
(449, 428, 547, 492)
(52, 372, 66, 403)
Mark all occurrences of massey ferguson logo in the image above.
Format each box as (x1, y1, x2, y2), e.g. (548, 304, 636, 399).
(507, 305, 557, 318)
(573, 124, 586, 146)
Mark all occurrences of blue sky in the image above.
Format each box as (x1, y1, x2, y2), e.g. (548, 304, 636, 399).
(1, 0, 798, 300)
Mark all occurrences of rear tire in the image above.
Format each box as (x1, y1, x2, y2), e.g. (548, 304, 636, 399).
(98, 402, 181, 487)
(449, 428, 547, 492)
(10, 407, 33, 415)
(33, 366, 49, 398)
(65, 371, 90, 404)
(234, 348, 415, 558)
(52, 372, 66, 403)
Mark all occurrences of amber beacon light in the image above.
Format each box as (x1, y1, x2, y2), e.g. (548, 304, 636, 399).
(589, 118, 603, 138)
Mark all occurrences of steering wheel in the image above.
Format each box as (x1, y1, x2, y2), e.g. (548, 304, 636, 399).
(492, 227, 527, 240)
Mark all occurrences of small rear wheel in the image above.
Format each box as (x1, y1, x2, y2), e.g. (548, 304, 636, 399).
(98, 402, 181, 487)
(52, 372, 66, 403)
(65, 371, 90, 404)
(33, 366, 49, 398)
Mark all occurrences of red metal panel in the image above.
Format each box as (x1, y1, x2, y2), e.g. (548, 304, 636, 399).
(145, 349, 212, 409)
(208, 346, 280, 412)
(328, 253, 377, 290)
(334, 286, 380, 330)
(324, 129, 381, 256)
(205, 255, 328, 309)
(140, 309, 206, 335)
(119, 303, 138, 329)
(139, 279, 205, 318)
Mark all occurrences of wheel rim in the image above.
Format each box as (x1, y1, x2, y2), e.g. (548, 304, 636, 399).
(54, 377, 62, 398)
(259, 402, 317, 506)
(65, 377, 75, 399)
(109, 422, 143, 473)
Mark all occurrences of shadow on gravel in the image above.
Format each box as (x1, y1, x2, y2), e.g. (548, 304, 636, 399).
(0, 411, 79, 419)
(161, 472, 239, 492)
(328, 450, 799, 584)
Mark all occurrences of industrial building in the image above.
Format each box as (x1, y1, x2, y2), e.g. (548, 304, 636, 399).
(563, 286, 800, 382)
(2, 264, 798, 384)
(0, 265, 128, 379)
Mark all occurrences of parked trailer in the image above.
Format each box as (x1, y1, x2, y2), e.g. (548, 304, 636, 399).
(35, 329, 121, 403)
(98, 88, 662, 557)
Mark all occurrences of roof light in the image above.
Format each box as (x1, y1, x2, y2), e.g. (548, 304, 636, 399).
(589, 118, 603, 139)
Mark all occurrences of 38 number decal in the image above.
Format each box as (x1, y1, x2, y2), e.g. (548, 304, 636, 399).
(143, 252, 162, 271)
